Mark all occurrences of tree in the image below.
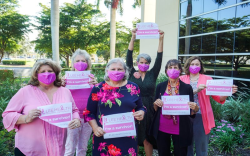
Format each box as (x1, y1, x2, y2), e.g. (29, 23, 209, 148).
(0, 0, 30, 62)
(34, 1, 110, 66)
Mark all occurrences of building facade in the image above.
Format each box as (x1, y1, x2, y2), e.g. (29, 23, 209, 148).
(140, 0, 250, 86)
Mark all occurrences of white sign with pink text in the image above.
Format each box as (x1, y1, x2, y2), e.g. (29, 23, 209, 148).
(37, 103, 72, 128)
(103, 112, 136, 139)
(65, 71, 91, 89)
(136, 22, 159, 39)
(206, 79, 233, 96)
(161, 95, 190, 115)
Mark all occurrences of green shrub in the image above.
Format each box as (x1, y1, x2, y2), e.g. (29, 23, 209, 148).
(0, 78, 26, 100)
(2, 60, 26, 65)
(0, 126, 15, 156)
(210, 97, 223, 121)
(0, 70, 15, 82)
(156, 73, 168, 86)
(240, 99, 250, 132)
(210, 120, 245, 154)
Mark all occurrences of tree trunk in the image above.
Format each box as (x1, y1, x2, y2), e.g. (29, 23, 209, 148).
(51, 0, 60, 64)
(66, 55, 70, 67)
(184, 0, 192, 61)
(0, 50, 4, 63)
(110, 8, 116, 59)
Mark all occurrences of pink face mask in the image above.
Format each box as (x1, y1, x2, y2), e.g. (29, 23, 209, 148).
(166, 69, 180, 79)
(38, 72, 56, 85)
(138, 63, 149, 72)
(189, 66, 201, 74)
(108, 71, 125, 81)
(74, 62, 88, 71)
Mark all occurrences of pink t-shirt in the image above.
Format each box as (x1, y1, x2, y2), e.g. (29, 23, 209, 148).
(159, 92, 179, 135)
(70, 87, 92, 118)
(2, 85, 80, 156)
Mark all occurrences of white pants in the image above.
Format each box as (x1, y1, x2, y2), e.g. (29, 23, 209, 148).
(64, 118, 92, 156)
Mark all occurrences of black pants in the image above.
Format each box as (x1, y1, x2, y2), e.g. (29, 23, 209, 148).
(157, 130, 188, 156)
(14, 148, 25, 156)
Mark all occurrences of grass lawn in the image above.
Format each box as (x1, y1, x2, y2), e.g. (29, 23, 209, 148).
(0, 60, 35, 68)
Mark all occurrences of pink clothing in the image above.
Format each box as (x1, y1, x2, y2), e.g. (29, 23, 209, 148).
(64, 118, 92, 156)
(180, 74, 225, 134)
(70, 88, 92, 118)
(159, 92, 179, 135)
(2, 85, 80, 156)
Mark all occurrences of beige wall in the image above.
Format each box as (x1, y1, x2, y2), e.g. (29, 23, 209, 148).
(140, 0, 180, 73)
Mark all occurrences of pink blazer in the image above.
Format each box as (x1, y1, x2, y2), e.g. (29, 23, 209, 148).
(179, 74, 225, 134)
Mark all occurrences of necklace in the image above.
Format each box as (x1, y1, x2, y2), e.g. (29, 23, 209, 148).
(167, 79, 180, 95)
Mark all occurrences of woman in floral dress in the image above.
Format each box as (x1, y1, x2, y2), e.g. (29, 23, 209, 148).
(85, 58, 146, 156)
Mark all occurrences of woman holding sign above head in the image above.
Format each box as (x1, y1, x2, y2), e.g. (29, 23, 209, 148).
(149, 59, 199, 156)
(63, 49, 98, 156)
(85, 58, 146, 156)
(179, 56, 238, 156)
(2, 59, 80, 156)
(126, 28, 164, 156)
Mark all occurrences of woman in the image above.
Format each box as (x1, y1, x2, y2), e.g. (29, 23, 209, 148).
(126, 29, 164, 155)
(2, 59, 80, 156)
(85, 58, 146, 156)
(64, 49, 98, 156)
(179, 56, 238, 156)
(149, 59, 199, 156)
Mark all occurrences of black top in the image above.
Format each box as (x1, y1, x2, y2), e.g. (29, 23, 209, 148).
(149, 80, 195, 147)
(126, 49, 163, 97)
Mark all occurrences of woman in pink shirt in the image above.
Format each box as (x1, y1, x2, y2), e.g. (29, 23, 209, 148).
(149, 59, 199, 156)
(64, 49, 98, 156)
(179, 56, 238, 156)
(2, 59, 80, 156)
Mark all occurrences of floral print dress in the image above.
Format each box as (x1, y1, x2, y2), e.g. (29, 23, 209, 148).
(85, 81, 146, 156)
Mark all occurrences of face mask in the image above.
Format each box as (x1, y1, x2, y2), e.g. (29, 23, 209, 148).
(74, 62, 88, 71)
(108, 71, 125, 81)
(138, 63, 149, 72)
(167, 69, 180, 79)
(189, 66, 201, 74)
(38, 72, 56, 85)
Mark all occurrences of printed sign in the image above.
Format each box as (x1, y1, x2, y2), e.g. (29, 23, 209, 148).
(136, 22, 159, 39)
(206, 79, 233, 96)
(65, 71, 91, 89)
(103, 112, 136, 139)
(161, 95, 190, 115)
(37, 103, 72, 128)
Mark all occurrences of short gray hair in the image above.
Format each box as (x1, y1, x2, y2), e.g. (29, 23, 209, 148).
(71, 49, 92, 71)
(104, 58, 129, 81)
(136, 53, 151, 64)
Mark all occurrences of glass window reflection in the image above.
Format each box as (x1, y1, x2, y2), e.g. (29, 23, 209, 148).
(200, 56, 215, 75)
(202, 12, 217, 33)
(216, 32, 234, 53)
(218, 7, 236, 31)
(232, 55, 250, 79)
(180, 0, 203, 19)
(180, 1, 188, 19)
(202, 34, 216, 54)
(235, 29, 250, 53)
(214, 56, 233, 77)
(218, 0, 236, 9)
(178, 37, 201, 54)
(179, 20, 186, 37)
(236, 3, 250, 28)
(204, 0, 218, 13)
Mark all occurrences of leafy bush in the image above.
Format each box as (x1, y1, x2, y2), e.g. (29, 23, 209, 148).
(240, 99, 250, 132)
(2, 60, 26, 65)
(0, 70, 15, 82)
(156, 73, 168, 86)
(210, 120, 245, 154)
(0, 125, 15, 156)
(210, 97, 223, 121)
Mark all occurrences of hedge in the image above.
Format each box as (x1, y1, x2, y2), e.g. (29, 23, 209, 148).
(2, 60, 26, 65)
(0, 69, 14, 82)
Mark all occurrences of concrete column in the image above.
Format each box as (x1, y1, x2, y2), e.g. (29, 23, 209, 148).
(140, 0, 180, 73)
(51, 0, 60, 64)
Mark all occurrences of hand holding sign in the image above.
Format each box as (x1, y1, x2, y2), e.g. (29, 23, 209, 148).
(232, 85, 238, 94)
(25, 109, 41, 123)
(136, 23, 160, 39)
(94, 126, 106, 137)
(133, 110, 145, 121)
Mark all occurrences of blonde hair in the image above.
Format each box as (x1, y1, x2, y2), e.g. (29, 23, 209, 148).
(104, 58, 129, 81)
(71, 49, 92, 71)
(28, 59, 62, 87)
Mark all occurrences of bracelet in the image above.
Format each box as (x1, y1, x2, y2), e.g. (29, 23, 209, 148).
(24, 115, 28, 124)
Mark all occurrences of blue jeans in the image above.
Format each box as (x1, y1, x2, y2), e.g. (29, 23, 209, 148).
(187, 113, 210, 156)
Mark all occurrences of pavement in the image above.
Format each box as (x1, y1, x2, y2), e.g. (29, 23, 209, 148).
(0, 67, 32, 77)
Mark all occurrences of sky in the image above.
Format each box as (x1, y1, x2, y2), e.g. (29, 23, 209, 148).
(17, 0, 141, 41)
